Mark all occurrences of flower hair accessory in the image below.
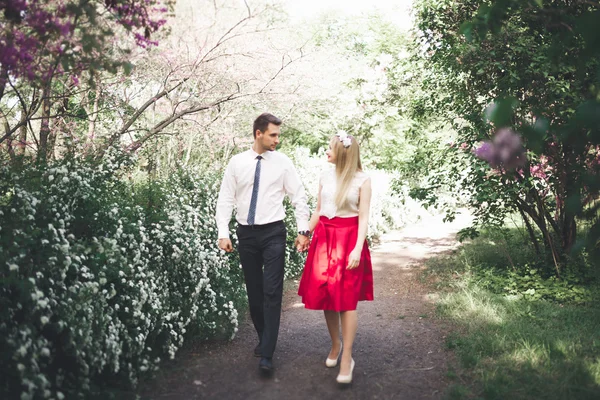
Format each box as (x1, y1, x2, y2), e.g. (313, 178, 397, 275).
(336, 131, 353, 148)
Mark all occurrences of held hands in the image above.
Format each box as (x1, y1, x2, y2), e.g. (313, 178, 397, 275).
(347, 247, 361, 270)
(294, 234, 310, 252)
(218, 238, 233, 253)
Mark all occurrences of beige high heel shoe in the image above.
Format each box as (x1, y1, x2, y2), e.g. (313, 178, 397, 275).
(325, 342, 343, 368)
(336, 358, 355, 384)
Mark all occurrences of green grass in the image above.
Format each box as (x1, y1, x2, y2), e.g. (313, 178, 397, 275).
(438, 287, 600, 399)
(424, 229, 600, 400)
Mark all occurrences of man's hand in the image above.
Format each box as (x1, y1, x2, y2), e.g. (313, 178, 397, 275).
(218, 238, 233, 253)
(294, 234, 310, 252)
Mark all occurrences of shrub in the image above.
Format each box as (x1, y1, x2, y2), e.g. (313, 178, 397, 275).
(0, 148, 404, 398)
(0, 154, 244, 398)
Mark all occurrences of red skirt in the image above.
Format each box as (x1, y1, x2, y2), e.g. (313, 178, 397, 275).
(298, 216, 374, 311)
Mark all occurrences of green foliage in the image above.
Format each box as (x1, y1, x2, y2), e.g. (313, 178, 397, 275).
(0, 152, 312, 399)
(297, 13, 456, 179)
(425, 228, 600, 399)
(476, 266, 594, 305)
(426, 227, 599, 304)
(437, 288, 600, 400)
(278, 125, 330, 156)
(1, 142, 403, 398)
(411, 0, 600, 268)
(282, 197, 309, 279)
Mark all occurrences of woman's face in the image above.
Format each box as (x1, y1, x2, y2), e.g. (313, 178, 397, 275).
(326, 143, 337, 164)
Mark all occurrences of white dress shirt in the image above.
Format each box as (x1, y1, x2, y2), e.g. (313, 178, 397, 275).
(216, 148, 310, 239)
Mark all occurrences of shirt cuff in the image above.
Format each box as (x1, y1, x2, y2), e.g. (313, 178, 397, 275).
(296, 220, 309, 232)
(218, 228, 230, 240)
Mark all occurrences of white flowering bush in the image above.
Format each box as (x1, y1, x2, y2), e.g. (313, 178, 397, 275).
(0, 146, 404, 399)
(0, 154, 245, 399)
(367, 169, 425, 240)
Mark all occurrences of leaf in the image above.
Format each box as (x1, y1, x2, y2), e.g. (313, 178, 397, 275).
(123, 62, 134, 76)
(575, 10, 600, 57)
(483, 97, 519, 127)
(460, 22, 474, 42)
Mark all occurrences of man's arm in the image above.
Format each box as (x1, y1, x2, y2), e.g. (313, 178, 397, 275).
(282, 160, 311, 251)
(215, 160, 236, 251)
(309, 184, 322, 233)
(282, 161, 310, 232)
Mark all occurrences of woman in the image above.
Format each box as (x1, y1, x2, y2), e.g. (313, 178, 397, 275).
(297, 132, 374, 385)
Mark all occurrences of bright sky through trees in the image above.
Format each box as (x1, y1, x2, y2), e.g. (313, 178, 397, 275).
(282, 0, 413, 29)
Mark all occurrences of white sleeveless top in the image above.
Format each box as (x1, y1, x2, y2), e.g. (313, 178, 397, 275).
(319, 168, 370, 218)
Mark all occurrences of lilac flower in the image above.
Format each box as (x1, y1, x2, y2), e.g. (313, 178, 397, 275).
(493, 128, 527, 169)
(474, 142, 494, 163)
(57, 21, 72, 37)
(474, 128, 527, 170)
(0, 0, 168, 83)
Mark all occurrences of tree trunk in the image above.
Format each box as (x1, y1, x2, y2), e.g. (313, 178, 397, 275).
(535, 194, 562, 277)
(517, 195, 562, 278)
(529, 210, 561, 278)
(183, 132, 195, 166)
(6, 137, 16, 161)
(88, 85, 100, 140)
(17, 111, 27, 157)
(0, 29, 10, 103)
(38, 84, 52, 163)
(518, 205, 541, 256)
(560, 142, 579, 252)
(562, 214, 577, 253)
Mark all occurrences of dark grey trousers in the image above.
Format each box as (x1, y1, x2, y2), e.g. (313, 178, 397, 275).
(236, 220, 286, 358)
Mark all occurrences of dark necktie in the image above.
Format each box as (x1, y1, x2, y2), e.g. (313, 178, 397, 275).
(247, 155, 262, 225)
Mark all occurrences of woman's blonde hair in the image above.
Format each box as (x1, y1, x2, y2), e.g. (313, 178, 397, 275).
(330, 134, 362, 210)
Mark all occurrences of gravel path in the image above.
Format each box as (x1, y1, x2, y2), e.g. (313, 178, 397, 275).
(138, 212, 471, 400)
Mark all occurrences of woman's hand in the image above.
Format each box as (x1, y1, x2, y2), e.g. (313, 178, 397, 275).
(347, 247, 362, 270)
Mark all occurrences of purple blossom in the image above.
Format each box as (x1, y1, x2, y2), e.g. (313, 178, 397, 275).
(134, 32, 158, 48)
(474, 128, 527, 170)
(474, 142, 494, 162)
(57, 21, 72, 36)
(0, 0, 169, 83)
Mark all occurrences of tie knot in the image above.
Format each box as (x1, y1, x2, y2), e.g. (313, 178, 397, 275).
(256, 155, 263, 160)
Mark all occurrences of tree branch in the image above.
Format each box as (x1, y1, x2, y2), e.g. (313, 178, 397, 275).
(126, 91, 248, 152)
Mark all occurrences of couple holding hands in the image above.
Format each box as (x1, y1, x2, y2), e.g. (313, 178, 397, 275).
(216, 113, 373, 385)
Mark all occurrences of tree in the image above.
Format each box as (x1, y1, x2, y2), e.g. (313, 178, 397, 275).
(411, 0, 600, 274)
(0, 0, 172, 162)
(0, 0, 312, 165)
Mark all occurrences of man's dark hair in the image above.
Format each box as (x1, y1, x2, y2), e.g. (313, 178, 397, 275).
(253, 113, 282, 138)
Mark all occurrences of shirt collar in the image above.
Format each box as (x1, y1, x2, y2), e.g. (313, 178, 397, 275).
(249, 147, 272, 160)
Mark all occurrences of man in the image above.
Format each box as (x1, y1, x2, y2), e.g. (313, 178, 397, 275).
(216, 113, 311, 372)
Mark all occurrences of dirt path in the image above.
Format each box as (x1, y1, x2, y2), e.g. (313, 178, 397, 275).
(138, 212, 471, 400)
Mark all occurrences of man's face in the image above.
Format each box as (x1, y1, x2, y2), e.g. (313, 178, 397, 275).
(256, 123, 281, 152)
